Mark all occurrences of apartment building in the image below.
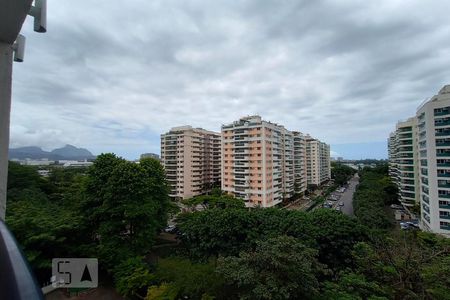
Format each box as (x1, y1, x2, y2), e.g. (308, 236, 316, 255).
(293, 131, 307, 195)
(161, 126, 221, 200)
(388, 85, 450, 237)
(281, 128, 295, 199)
(388, 118, 420, 208)
(388, 132, 398, 179)
(222, 116, 286, 207)
(221, 116, 329, 207)
(305, 135, 331, 186)
(416, 85, 450, 236)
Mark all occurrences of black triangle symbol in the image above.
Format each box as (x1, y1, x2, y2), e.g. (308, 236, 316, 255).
(81, 265, 92, 282)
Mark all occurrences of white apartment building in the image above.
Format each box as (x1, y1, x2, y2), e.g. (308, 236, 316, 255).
(416, 85, 450, 236)
(388, 132, 398, 180)
(305, 135, 331, 186)
(388, 118, 420, 208)
(161, 126, 221, 200)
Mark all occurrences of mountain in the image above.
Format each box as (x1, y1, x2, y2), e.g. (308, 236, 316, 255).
(9, 145, 95, 160)
(51, 145, 95, 160)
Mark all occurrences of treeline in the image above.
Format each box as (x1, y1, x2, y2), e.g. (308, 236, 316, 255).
(142, 207, 449, 300)
(6, 159, 450, 300)
(353, 164, 398, 229)
(6, 154, 171, 286)
(331, 162, 356, 186)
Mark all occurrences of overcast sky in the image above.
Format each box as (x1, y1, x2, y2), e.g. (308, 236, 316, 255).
(10, 0, 450, 159)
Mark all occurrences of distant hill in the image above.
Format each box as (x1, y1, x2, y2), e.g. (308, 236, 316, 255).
(9, 145, 95, 160)
(51, 145, 95, 160)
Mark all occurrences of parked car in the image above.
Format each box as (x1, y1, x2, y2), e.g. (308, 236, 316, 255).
(400, 222, 419, 230)
(390, 204, 403, 210)
(164, 225, 176, 233)
(400, 222, 410, 230)
(339, 201, 344, 206)
(406, 221, 420, 228)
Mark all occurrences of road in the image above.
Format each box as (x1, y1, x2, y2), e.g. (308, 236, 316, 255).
(339, 174, 359, 216)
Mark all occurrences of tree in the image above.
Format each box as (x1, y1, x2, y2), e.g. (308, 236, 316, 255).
(331, 163, 355, 186)
(149, 257, 226, 299)
(6, 163, 83, 283)
(178, 208, 318, 259)
(352, 232, 450, 299)
(146, 283, 178, 300)
(320, 272, 388, 300)
(217, 236, 320, 300)
(139, 157, 171, 229)
(353, 166, 394, 230)
(7, 161, 42, 191)
(113, 257, 156, 299)
(308, 209, 367, 272)
(181, 194, 245, 211)
(82, 154, 169, 270)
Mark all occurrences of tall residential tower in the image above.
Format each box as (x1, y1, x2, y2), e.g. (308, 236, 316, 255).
(161, 126, 221, 200)
(388, 85, 450, 237)
(305, 135, 331, 186)
(388, 118, 420, 208)
(222, 116, 330, 207)
(416, 85, 450, 236)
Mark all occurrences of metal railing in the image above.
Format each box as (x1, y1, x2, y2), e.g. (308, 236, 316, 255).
(0, 220, 44, 299)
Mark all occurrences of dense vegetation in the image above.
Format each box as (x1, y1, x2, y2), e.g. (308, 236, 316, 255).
(353, 164, 398, 229)
(6, 154, 170, 285)
(331, 162, 356, 186)
(6, 160, 450, 299)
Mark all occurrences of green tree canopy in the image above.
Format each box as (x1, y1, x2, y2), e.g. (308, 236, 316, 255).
(82, 154, 170, 269)
(217, 235, 320, 300)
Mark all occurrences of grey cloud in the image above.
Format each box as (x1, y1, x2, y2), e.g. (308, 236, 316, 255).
(8, 0, 450, 158)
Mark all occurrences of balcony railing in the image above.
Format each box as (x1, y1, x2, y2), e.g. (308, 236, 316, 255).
(435, 120, 450, 127)
(436, 142, 450, 147)
(0, 221, 44, 300)
(435, 110, 450, 116)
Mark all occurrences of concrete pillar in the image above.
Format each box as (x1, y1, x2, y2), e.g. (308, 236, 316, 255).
(0, 43, 13, 221)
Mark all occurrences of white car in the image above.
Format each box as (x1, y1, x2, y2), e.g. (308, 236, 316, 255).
(164, 225, 176, 233)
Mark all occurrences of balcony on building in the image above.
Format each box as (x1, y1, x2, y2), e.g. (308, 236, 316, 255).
(435, 118, 450, 127)
(434, 107, 450, 117)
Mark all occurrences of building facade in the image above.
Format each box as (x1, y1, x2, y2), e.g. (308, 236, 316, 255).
(416, 85, 450, 236)
(388, 118, 420, 208)
(293, 131, 308, 195)
(388, 132, 398, 180)
(221, 116, 330, 207)
(222, 116, 285, 207)
(161, 126, 221, 200)
(388, 85, 450, 237)
(305, 135, 331, 186)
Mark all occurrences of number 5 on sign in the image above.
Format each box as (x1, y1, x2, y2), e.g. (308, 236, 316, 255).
(51, 258, 98, 288)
